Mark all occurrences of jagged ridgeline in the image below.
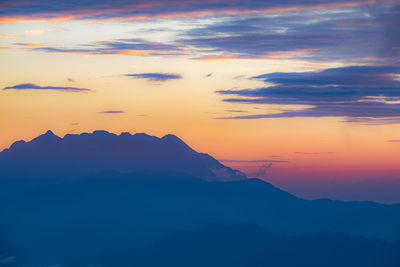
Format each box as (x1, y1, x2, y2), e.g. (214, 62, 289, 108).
(0, 130, 246, 181)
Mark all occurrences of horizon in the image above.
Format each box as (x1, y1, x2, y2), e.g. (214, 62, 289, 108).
(2, 128, 400, 204)
(1, 0, 399, 204)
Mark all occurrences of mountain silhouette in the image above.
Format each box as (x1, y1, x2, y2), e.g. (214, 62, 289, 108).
(0, 130, 246, 181)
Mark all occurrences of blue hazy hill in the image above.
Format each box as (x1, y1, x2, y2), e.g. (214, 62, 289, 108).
(1, 174, 400, 266)
(85, 222, 399, 267)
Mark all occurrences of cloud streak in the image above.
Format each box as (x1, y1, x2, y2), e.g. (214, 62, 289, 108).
(23, 38, 183, 57)
(99, 110, 125, 114)
(125, 72, 182, 82)
(3, 83, 92, 92)
(1, 34, 18, 38)
(216, 64, 400, 124)
(0, 0, 385, 24)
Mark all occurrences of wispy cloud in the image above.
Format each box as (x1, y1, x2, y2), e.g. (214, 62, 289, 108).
(125, 72, 182, 82)
(0, 0, 383, 24)
(216, 64, 400, 124)
(387, 139, 400, 143)
(15, 42, 59, 47)
(99, 110, 125, 114)
(27, 38, 182, 56)
(3, 83, 92, 92)
(23, 26, 64, 35)
(1, 34, 19, 38)
(226, 110, 246, 113)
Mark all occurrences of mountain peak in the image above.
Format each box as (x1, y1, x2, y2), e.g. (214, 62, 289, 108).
(45, 130, 55, 136)
(162, 134, 181, 141)
(0, 130, 247, 182)
(92, 130, 116, 136)
(31, 130, 61, 143)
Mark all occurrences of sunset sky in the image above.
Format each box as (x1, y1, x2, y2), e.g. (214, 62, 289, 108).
(1, 0, 399, 198)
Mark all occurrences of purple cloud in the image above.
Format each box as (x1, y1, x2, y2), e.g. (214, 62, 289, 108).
(216, 64, 400, 124)
(125, 73, 182, 82)
(100, 110, 125, 114)
(3, 83, 91, 92)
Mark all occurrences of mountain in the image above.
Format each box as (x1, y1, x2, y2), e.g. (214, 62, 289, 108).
(1, 174, 400, 266)
(0, 130, 246, 181)
(84, 222, 399, 267)
(0, 130, 245, 198)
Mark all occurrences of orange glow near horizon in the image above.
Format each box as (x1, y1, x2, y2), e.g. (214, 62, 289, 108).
(0, 0, 399, 187)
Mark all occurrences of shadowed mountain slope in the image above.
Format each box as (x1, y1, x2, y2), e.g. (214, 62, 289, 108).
(0, 130, 245, 198)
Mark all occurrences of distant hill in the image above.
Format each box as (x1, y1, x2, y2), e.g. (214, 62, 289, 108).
(85, 222, 400, 267)
(1, 174, 400, 266)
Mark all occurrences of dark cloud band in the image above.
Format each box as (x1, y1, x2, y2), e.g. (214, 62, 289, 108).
(125, 73, 182, 82)
(3, 83, 92, 92)
(216, 64, 400, 124)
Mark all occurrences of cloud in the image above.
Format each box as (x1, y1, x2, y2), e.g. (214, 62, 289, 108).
(0, 46, 8, 49)
(226, 110, 246, 113)
(179, 8, 381, 61)
(99, 110, 125, 114)
(0, 0, 384, 24)
(1, 34, 19, 38)
(378, 3, 400, 58)
(177, 3, 400, 63)
(125, 72, 182, 82)
(206, 72, 213, 77)
(26, 38, 182, 56)
(251, 163, 272, 177)
(24, 29, 51, 35)
(5, 2, 398, 65)
(23, 26, 65, 35)
(216, 64, 400, 123)
(387, 140, 400, 143)
(67, 78, 76, 82)
(3, 83, 92, 92)
(14, 42, 58, 47)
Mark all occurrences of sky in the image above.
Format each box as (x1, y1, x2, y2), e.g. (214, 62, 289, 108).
(0, 0, 399, 201)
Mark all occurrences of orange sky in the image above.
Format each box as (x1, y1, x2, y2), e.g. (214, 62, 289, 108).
(0, 1, 399, 183)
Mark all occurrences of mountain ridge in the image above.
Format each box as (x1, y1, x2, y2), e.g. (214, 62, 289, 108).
(0, 130, 246, 182)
